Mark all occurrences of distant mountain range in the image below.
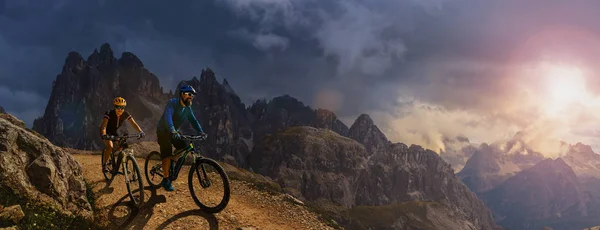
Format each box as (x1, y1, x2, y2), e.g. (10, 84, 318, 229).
(457, 132, 600, 230)
(27, 43, 501, 230)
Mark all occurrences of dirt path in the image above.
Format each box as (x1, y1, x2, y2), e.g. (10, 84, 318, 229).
(73, 154, 335, 230)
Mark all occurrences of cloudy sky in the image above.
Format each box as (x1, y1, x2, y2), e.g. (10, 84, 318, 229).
(3, 0, 600, 156)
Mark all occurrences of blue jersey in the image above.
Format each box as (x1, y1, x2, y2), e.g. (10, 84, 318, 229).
(157, 98, 203, 133)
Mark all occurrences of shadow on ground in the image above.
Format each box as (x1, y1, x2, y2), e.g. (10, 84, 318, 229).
(103, 186, 218, 230)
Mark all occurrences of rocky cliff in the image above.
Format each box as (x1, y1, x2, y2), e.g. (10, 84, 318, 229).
(248, 125, 499, 230)
(175, 69, 254, 167)
(481, 158, 600, 230)
(32, 43, 169, 150)
(0, 113, 93, 229)
(0, 106, 4, 114)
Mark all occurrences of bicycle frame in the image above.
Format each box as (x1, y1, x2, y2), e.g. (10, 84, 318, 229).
(107, 135, 138, 174)
(169, 142, 203, 181)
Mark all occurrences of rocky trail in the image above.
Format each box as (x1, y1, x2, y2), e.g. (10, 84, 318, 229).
(73, 153, 335, 230)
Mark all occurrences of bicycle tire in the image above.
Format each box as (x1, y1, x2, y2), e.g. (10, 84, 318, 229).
(102, 150, 114, 181)
(188, 158, 231, 213)
(125, 155, 145, 208)
(144, 151, 163, 189)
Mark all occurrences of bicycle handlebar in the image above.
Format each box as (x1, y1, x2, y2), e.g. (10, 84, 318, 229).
(178, 134, 208, 140)
(102, 134, 142, 141)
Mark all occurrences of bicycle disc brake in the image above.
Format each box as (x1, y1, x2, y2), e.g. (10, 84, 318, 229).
(200, 178, 211, 188)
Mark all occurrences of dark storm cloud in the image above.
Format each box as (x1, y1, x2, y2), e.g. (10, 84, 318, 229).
(3, 0, 600, 129)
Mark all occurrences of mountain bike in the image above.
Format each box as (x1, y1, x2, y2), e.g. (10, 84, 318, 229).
(144, 134, 230, 213)
(101, 133, 145, 208)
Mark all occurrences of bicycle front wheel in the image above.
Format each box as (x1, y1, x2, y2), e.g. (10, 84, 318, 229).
(102, 150, 114, 181)
(188, 158, 231, 213)
(124, 155, 145, 208)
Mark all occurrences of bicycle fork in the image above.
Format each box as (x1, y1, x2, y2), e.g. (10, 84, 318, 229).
(121, 153, 136, 184)
(195, 158, 212, 188)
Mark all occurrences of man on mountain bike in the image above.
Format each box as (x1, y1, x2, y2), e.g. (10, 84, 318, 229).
(157, 85, 206, 191)
(100, 97, 145, 175)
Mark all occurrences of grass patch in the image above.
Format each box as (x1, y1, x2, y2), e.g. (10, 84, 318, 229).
(0, 184, 101, 230)
(349, 201, 440, 230)
(300, 200, 444, 230)
(221, 163, 284, 195)
(304, 201, 348, 230)
(84, 179, 97, 213)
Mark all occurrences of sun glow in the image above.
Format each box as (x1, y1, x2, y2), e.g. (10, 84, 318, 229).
(542, 64, 591, 115)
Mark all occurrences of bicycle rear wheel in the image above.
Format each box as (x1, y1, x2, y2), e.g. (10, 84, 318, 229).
(144, 151, 164, 189)
(188, 158, 230, 213)
(124, 155, 145, 208)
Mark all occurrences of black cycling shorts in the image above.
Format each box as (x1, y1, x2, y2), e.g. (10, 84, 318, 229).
(157, 130, 188, 159)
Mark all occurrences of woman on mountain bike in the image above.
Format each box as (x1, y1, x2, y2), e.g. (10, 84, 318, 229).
(99, 97, 145, 175)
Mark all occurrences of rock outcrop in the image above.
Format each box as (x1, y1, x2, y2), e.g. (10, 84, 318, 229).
(32, 43, 169, 150)
(0, 113, 93, 225)
(248, 95, 348, 143)
(481, 158, 600, 230)
(248, 126, 499, 230)
(249, 126, 368, 208)
(0, 106, 4, 114)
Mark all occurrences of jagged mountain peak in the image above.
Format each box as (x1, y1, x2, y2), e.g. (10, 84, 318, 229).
(201, 67, 217, 83)
(531, 157, 573, 173)
(313, 108, 349, 136)
(568, 142, 595, 155)
(353, 113, 374, 126)
(64, 51, 85, 68)
(560, 142, 600, 180)
(87, 49, 100, 63)
(99, 42, 113, 56)
(347, 113, 390, 154)
(118, 52, 144, 69)
(33, 44, 169, 149)
(85, 43, 116, 68)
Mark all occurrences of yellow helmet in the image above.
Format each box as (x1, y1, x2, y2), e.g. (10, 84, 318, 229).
(113, 97, 126, 107)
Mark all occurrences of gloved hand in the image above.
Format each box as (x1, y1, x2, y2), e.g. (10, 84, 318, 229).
(138, 131, 145, 138)
(172, 132, 181, 140)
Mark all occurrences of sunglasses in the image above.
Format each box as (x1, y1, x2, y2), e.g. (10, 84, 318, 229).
(183, 92, 195, 97)
(115, 106, 125, 110)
